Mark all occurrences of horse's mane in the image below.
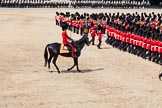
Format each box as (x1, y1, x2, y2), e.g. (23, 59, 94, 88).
(77, 34, 87, 44)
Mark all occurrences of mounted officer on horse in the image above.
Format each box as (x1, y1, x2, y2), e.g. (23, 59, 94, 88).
(44, 20, 90, 73)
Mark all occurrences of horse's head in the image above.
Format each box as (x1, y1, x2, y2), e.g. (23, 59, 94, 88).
(74, 34, 90, 51)
(79, 34, 90, 46)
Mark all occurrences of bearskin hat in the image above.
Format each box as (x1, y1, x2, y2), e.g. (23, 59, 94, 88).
(56, 12, 59, 16)
(61, 22, 68, 31)
(97, 24, 102, 31)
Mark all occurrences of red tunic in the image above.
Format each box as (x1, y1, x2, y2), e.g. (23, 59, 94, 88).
(67, 19, 71, 26)
(146, 39, 151, 50)
(155, 41, 159, 52)
(158, 41, 162, 53)
(122, 33, 127, 43)
(139, 37, 143, 47)
(129, 34, 134, 44)
(142, 38, 147, 49)
(106, 25, 109, 30)
(98, 31, 102, 40)
(126, 33, 130, 43)
(59, 16, 64, 23)
(72, 21, 75, 27)
(75, 20, 79, 28)
(88, 18, 93, 26)
(62, 31, 70, 45)
(106, 29, 109, 35)
(93, 25, 97, 30)
(102, 20, 106, 29)
(91, 29, 96, 37)
(79, 20, 83, 28)
(120, 31, 124, 41)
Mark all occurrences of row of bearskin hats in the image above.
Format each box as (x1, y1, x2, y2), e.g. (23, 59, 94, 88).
(56, 11, 162, 29)
(56, 11, 162, 25)
(56, 12, 162, 29)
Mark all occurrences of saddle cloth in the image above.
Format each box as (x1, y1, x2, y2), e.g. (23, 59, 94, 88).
(60, 44, 76, 54)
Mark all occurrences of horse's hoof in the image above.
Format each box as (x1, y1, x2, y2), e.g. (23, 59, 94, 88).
(78, 70, 82, 72)
(67, 68, 70, 71)
(58, 71, 61, 74)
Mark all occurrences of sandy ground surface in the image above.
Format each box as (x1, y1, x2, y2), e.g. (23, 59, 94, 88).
(0, 8, 162, 108)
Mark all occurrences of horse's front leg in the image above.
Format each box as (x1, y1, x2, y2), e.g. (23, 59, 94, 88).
(67, 64, 75, 71)
(159, 73, 162, 80)
(67, 58, 76, 71)
(75, 57, 81, 72)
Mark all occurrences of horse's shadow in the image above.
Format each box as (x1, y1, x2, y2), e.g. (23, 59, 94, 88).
(159, 73, 162, 81)
(48, 68, 104, 73)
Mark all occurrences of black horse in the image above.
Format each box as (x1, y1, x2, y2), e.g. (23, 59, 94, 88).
(44, 35, 90, 73)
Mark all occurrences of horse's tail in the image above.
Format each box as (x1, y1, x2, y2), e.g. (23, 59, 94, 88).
(44, 45, 48, 67)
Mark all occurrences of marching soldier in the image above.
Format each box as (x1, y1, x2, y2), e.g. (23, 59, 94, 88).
(97, 24, 102, 49)
(90, 24, 96, 45)
(55, 12, 60, 26)
(102, 17, 106, 34)
(79, 15, 84, 35)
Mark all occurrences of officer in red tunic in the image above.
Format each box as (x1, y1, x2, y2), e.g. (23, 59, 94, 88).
(61, 22, 75, 58)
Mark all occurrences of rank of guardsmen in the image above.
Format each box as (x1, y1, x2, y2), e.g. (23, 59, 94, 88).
(0, 0, 151, 8)
(55, 12, 162, 65)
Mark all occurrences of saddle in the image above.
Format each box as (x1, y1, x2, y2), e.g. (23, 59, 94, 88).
(60, 44, 76, 54)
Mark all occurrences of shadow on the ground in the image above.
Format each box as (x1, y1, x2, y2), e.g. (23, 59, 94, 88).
(47, 68, 104, 73)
